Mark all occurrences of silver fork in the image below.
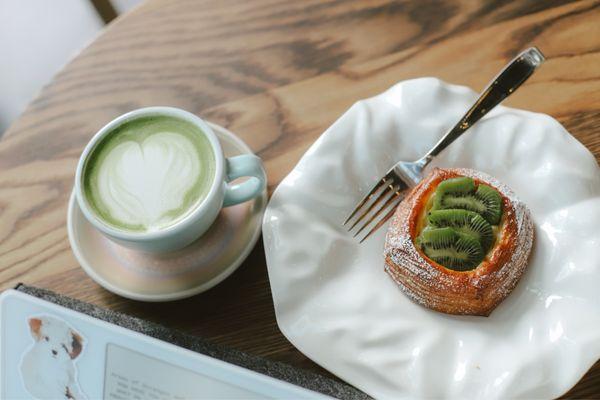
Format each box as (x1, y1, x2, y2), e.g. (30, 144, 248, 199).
(344, 47, 545, 242)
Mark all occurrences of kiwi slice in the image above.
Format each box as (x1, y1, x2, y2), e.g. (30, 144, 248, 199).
(417, 227, 484, 271)
(427, 209, 494, 252)
(475, 184, 503, 225)
(432, 177, 503, 225)
(432, 177, 478, 212)
(434, 177, 476, 200)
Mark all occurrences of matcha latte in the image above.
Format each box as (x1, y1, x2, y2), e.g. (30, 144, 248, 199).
(82, 115, 216, 232)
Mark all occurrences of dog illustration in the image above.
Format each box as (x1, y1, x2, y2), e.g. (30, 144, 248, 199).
(20, 315, 86, 399)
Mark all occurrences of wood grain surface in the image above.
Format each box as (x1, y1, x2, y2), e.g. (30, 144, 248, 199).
(1, 0, 599, 397)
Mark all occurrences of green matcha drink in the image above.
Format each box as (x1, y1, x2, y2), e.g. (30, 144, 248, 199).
(82, 115, 216, 232)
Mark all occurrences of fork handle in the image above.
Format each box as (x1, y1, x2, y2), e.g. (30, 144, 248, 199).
(423, 47, 545, 161)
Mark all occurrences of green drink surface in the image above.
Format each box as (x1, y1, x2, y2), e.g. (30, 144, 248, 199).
(83, 115, 216, 232)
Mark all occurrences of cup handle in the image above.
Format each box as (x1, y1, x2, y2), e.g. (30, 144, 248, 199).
(223, 155, 266, 207)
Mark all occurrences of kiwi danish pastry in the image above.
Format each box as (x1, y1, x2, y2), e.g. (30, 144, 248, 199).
(384, 168, 534, 316)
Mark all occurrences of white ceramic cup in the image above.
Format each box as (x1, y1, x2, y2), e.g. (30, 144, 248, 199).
(75, 107, 266, 253)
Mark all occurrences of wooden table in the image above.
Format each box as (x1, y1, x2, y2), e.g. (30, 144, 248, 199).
(1, 0, 599, 397)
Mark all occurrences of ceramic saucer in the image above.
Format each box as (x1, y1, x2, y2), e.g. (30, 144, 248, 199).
(68, 122, 267, 302)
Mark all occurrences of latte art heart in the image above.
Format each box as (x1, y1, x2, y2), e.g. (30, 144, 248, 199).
(98, 132, 200, 231)
(83, 115, 216, 232)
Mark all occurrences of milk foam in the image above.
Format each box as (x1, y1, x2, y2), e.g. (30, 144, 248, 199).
(83, 116, 215, 232)
(98, 131, 202, 230)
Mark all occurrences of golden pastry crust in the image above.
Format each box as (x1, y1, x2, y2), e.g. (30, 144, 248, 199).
(384, 168, 534, 316)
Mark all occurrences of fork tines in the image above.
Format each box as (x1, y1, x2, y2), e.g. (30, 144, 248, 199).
(343, 173, 405, 243)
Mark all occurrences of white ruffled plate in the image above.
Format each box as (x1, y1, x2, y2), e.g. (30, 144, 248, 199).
(262, 78, 600, 399)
